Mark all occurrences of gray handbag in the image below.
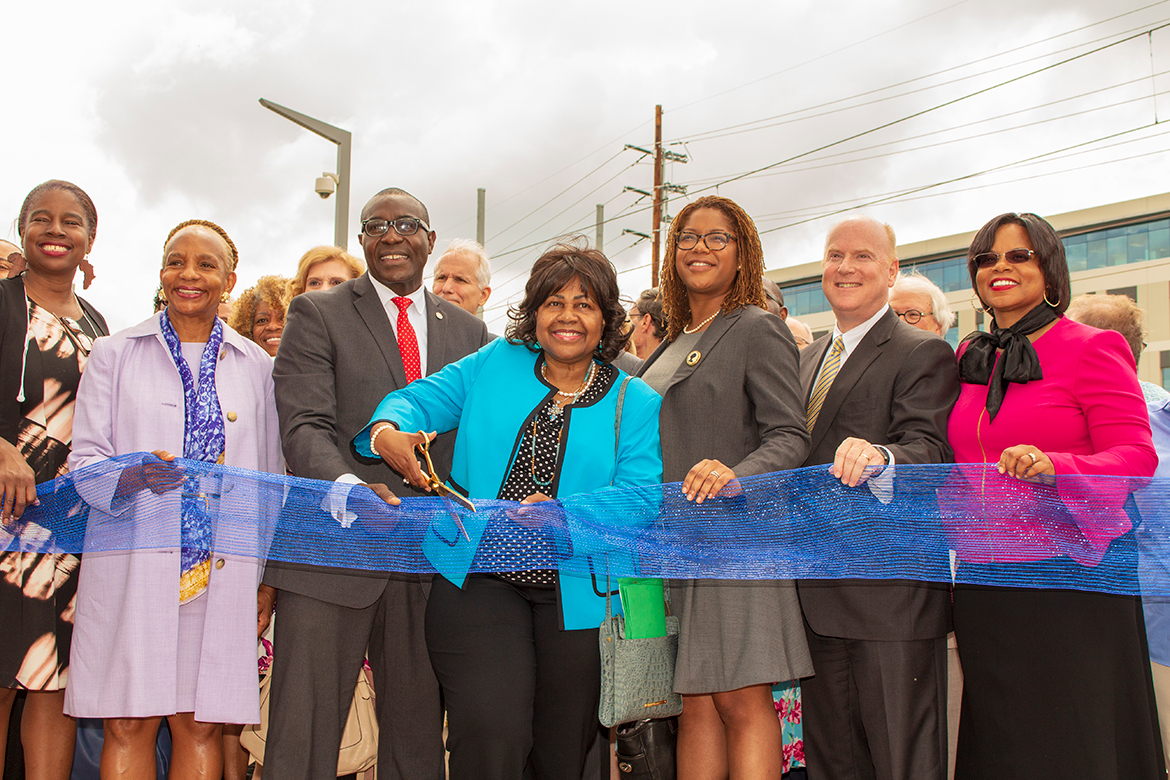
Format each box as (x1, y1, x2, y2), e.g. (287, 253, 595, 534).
(597, 374, 684, 728)
(598, 578, 683, 728)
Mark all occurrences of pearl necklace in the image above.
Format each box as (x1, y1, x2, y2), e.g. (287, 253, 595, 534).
(683, 308, 721, 335)
(541, 360, 597, 410)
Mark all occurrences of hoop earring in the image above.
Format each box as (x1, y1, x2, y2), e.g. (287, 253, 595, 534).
(970, 292, 991, 313)
(1044, 290, 1060, 308)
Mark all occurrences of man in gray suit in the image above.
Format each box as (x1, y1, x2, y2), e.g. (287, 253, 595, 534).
(265, 188, 491, 780)
(797, 216, 959, 780)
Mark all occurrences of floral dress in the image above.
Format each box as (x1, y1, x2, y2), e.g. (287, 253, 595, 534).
(0, 298, 99, 690)
(774, 680, 805, 774)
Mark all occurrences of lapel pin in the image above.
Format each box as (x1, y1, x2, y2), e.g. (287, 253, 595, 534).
(436, 311, 444, 320)
(686, 350, 702, 367)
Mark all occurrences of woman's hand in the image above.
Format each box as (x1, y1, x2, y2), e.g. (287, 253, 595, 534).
(372, 427, 435, 491)
(998, 445, 1056, 479)
(832, 437, 886, 487)
(257, 584, 276, 638)
(0, 439, 37, 525)
(683, 459, 737, 503)
(114, 450, 185, 501)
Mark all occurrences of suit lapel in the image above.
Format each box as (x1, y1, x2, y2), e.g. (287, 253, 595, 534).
(658, 308, 741, 397)
(353, 274, 408, 388)
(805, 309, 897, 454)
(423, 289, 451, 377)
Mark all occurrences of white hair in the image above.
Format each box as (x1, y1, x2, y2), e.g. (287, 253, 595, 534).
(440, 238, 492, 289)
(891, 270, 954, 331)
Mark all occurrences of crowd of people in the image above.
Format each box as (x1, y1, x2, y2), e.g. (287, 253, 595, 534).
(0, 178, 1166, 780)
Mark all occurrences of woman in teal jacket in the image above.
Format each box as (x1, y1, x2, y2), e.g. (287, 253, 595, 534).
(354, 241, 662, 780)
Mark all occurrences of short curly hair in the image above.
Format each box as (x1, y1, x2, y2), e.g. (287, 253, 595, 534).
(286, 245, 365, 300)
(506, 238, 628, 364)
(661, 195, 766, 340)
(229, 275, 289, 342)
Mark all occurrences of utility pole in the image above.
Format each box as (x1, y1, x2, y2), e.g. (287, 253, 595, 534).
(624, 106, 687, 287)
(259, 99, 352, 249)
(476, 188, 486, 246)
(596, 205, 604, 252)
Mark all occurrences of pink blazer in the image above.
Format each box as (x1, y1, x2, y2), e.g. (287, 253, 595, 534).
(64, 313, 282, 723)
(944, 317, 1156, 566)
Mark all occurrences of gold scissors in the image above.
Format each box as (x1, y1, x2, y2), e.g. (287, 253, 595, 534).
(416, 432, 473, 539)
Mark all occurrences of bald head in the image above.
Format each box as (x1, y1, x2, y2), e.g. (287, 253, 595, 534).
(786, 317, 813, 350)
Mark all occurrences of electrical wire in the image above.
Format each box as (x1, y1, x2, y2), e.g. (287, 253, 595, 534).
(669, 2, 1170, 145)
(755, 121, 1163, 235)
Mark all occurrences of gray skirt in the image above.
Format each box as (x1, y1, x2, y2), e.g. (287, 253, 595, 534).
(670, 578, 813, 694)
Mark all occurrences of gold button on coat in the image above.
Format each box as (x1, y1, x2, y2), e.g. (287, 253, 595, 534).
(215, 559, 225, 570)
(226, 411, 237, 422)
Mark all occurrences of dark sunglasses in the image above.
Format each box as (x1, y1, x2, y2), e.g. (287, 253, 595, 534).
(972, 248, 1036, 269)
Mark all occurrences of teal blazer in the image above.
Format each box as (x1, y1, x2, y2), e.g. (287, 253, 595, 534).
(355, 338, 663, 629)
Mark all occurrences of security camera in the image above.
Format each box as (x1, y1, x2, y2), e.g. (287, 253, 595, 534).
(315, 172, 339, 199)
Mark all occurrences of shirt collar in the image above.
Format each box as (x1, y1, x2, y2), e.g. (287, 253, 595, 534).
(368, 274, 427, 316)
(833, 304, 889, 356)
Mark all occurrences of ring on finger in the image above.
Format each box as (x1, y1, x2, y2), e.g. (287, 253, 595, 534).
(708, 470, 720, 479)
(1026, 452, 1038, 464)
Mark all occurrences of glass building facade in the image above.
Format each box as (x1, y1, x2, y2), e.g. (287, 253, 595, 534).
(782, 214, 1170, 347)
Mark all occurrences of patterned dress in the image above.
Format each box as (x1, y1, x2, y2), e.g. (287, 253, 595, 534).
(0, 298, 98, 690)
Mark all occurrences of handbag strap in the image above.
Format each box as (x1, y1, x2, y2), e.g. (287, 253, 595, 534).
(614, 375, 631, 458)
(605, 376, 633, 623)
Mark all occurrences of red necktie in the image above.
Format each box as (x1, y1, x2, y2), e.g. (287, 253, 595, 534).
(392, 297, 421, 383)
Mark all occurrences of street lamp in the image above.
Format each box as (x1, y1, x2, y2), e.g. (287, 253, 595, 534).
(259, 98, 352, 249)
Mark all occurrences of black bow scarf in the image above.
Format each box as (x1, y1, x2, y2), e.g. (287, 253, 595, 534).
(957, 303, 1060, 422)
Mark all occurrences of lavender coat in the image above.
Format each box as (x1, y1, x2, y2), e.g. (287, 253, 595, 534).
(63, 313, 282, 723)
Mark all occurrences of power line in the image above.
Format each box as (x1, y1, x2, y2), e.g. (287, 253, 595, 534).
(478, 18, 1170, 280)
(667, 0, 972, 115)
(755, 121, 1164, 235)
(683, 82, 1170, 188)
(669, 3, 1170, 145)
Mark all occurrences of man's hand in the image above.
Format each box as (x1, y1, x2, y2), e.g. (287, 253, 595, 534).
(830, 437, 885, 487)
(363, 482, 401, 507)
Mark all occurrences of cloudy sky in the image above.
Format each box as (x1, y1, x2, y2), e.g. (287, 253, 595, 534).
(3, 0, 1169, 333)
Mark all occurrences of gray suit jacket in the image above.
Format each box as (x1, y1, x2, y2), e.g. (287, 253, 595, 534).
(267, 274, 490, 608)
(796, 308, 959, 640)
(639, 305, 809, 482)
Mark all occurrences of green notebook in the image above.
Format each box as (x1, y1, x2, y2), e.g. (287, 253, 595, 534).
(618, 577, 668, 638)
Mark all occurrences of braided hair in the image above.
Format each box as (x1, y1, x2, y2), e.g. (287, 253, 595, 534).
(661, 195, 766, 341)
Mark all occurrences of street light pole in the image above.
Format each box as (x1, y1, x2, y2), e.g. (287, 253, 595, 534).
(259, 98, 352, 249)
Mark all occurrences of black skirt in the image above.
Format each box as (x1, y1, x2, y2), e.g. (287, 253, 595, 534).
(953, 575, 1164, 780)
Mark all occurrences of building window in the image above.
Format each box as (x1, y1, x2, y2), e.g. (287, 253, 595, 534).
(1106, 286, 1137, 302)
(1162, 351, 1170, 390)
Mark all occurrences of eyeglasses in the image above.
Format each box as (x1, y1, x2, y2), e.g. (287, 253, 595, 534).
(677, 232, 736, 251)
(972, 248, 1036, 269)
(895, 309, 933, 325)
(361, 216, 430, 238)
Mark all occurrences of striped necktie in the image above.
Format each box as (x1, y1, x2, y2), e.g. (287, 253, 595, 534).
(806, 336, 845, 430)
